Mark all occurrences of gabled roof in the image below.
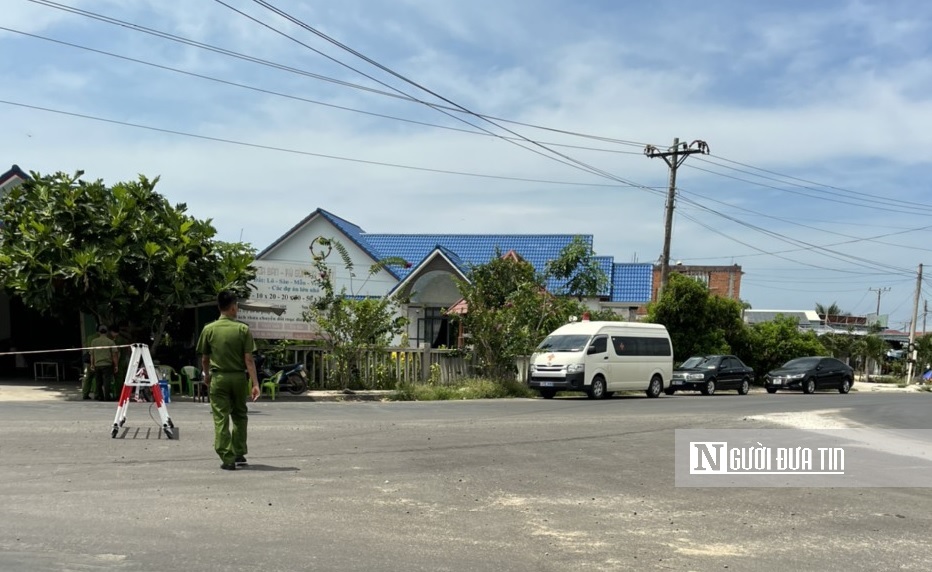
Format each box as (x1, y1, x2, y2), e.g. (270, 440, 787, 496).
(389, 245, 471, 296)
(365, 234, 590, 281)
(258, 210, 655, 304)
(0, 164, 28, 190)
(610, 263, 653, 303)
(256, 208, 396, 276)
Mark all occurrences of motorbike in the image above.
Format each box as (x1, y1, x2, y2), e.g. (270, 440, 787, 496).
(255, 353, 309, 395)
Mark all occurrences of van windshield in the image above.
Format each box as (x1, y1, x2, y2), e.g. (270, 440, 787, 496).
(536, 335, 590, 352)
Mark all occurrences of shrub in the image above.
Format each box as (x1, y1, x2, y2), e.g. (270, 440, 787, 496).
(388, 378, 534, 401)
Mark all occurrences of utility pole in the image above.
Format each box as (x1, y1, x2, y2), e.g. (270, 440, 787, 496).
(923, 299, 928, 336)
(906, 264, 923, 384)
(645, 138, 709, 297)
(869, 286, 891, 322)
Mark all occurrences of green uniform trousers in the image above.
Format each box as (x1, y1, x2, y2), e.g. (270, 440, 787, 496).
(209, 372, 249, 465)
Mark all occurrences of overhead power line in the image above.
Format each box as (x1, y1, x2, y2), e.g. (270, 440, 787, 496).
(0, 99, 656, 190)
(0, 26, 649, 157)
(214, 0, 659, 194)
(25, 1, 651, 147)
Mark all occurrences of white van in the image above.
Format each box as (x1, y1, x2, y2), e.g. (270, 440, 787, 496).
(528, 320, 673, 399)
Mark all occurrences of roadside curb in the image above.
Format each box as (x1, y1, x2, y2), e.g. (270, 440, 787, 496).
(0, 380, 393, 403)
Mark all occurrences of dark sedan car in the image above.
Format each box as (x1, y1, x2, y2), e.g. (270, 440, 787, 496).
(764, 356, 854, 394)
(666, 355, 754, 396)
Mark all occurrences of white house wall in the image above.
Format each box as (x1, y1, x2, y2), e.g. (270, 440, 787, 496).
(242, 214, 399, 340)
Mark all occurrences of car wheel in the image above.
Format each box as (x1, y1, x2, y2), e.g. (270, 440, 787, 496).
(766, 387, 778, 394)
(701, 379, 716, 396)
(738, 379, 750, 395)
(539, 389, 556, 399)
(646, 376, 663, 398)
(838, 378, 851, 394)
(803, 378, 816, 394)
(664, 388, 676, 396)
(587, 376, 606, 400)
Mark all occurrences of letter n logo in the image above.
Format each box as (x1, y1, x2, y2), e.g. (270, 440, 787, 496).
(690, 441, 727, 474)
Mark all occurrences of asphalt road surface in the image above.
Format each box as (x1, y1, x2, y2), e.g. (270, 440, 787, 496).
(0, 392, 930, 572)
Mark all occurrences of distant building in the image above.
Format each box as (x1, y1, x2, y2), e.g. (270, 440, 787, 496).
(244, 208, 656, 346)
(650, 263, 743, 302)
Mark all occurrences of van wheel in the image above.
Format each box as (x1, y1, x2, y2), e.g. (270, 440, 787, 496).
(738, 379, 750, 395)
(803, 379, 816, 394)
(587, 376, 607, 400)
(646, 376, 663, 398)
(539, 389, 556, 399)
(701, 379, 716, 396)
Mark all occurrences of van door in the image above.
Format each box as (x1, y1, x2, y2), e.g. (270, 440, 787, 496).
(610, 335, 642, 390)
(586, 335, 610, 388)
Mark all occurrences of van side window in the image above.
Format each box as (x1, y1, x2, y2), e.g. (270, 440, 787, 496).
(611, 336, 635, 355)
(589, 335, 607, 355)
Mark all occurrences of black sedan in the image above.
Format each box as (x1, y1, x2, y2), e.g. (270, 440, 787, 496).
(764, 357, 854, 394)
(666, 355, 754, 396)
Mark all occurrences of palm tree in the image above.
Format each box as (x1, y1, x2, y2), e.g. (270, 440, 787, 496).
(815, 302, 842, 318)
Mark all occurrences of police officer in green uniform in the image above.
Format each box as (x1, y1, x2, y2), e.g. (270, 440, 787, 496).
(196, 291, 260, 471)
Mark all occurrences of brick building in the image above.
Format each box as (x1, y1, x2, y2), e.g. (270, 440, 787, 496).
(650, 263, 744, 302)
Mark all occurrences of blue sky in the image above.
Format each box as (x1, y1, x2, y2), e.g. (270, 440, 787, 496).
(2, 0, 932, 329)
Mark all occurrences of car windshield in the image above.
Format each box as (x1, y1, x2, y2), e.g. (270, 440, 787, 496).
(536, 334, 591, 352)
(680, 356, 718, 369)
(782, 357, 821, 369)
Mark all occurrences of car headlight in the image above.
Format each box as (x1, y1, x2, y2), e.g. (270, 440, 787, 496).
(686, 373, 706, 381)
(567, 363, 585, 374)
(787, 373, 806, 380)
(529, 364, 537, 372)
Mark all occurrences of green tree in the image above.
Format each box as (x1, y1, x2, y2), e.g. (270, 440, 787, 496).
(644, 272, 748, 362)
(303, 237, 408, 389)
(744, 315, 827, 379)
(456, 248, 600, 381)
(0, 170, 255, 350)
(544, 236, 609, 301)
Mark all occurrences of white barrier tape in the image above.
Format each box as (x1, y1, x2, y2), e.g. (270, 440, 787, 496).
(0, 344, 138, 356)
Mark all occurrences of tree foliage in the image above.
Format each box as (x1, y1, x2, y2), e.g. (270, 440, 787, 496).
(645, 272, 748, 362)
(544, 236, 609, 300)
(456, 242, 614, 381)
(303, 236, 408, 389)
(743, 315, 827, 379)
(0, 170, 255, 349)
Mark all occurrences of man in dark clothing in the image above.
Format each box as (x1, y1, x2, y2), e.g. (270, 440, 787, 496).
(196, 291, 260, 471)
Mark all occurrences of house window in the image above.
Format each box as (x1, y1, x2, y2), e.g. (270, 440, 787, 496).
(416, 307, 454, 348)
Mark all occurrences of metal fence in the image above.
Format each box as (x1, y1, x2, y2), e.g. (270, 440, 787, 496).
(286, 344, 479, 390)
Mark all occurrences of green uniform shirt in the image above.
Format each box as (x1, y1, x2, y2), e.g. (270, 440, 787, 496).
(89, 334, 117, 367)
(196, 315, 256, 374)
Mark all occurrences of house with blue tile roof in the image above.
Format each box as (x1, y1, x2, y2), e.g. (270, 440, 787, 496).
(245, 208, 656, 345)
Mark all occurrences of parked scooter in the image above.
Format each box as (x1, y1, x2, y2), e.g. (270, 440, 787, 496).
(255, 353, 309, 394)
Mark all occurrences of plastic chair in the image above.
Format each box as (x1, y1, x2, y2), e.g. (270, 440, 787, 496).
(261, 370, 282, 400)
(181, 365, 208, 403)
(157, 365, 183, 398)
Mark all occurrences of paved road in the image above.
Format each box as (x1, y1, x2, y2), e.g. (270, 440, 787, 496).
(0, 393, 930, 572)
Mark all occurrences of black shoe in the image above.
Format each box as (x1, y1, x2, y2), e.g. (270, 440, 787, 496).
(234, 456, 248, 466)
(220, 463, 236, 471)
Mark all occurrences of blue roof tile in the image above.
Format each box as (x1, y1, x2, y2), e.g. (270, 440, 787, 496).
(364, 234, 591, 280)
(610, 263, 653, 302)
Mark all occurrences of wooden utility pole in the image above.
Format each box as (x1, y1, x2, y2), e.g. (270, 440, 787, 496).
(869, 286, 891, 322)
(645, 138, 709, 297)
(907, 264, 923, 383)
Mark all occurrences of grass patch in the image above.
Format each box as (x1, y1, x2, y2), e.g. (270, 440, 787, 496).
(388, 378, 535, 401)
(869, 376, 902, 384)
